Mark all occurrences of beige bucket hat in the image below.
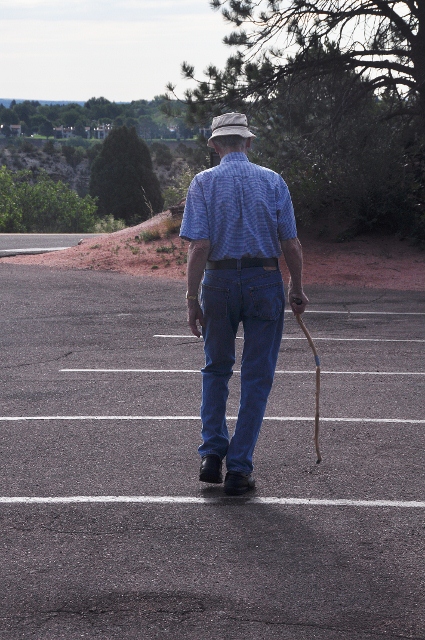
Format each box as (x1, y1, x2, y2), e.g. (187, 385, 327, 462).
(207, 112, 256, 147)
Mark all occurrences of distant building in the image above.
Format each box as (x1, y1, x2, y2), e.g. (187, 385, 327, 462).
(54, 125, 64, 139)
(94, 124, 112, 139)
(9, 124, 22, 136)
(53, 125, 74, 139)
(54, 125, 91, 139)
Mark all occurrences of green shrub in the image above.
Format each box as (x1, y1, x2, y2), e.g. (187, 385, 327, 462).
(43, 140, 58, 155)
(162, 163, 196, 210)
(61, 144, 85, 167)
(0, 167, 97, 233)
(150, 142, 173, 168)
(86, 143, 102, 165)
(93, 214, 126, 233)
(21, 140, 38, 155)
(0, 166, 24, 231)
(62, 136, 92, 149)
(174, 141, 209, 169)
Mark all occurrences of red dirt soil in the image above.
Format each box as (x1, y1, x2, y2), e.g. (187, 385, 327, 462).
(2, 212, 424, 291)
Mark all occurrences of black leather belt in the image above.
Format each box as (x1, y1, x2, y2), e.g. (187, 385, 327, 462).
(206, 257, 278, 270)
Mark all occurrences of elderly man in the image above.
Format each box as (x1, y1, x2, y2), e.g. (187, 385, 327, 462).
(180, 112, 308, 495)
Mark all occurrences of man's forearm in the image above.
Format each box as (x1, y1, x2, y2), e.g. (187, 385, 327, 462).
(187, 239, 211, 297)
(281, 237, 309, 312)
(186, 239, 210, 337)
(281, 237, 303, 291)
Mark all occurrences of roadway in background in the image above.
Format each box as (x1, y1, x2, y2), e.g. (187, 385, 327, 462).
(0, 264, 424, 639)
(0, 233, 104, 257)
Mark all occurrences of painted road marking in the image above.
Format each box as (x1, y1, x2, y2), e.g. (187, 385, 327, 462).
(0, 247, 71, 256)
(0, 496, 423, 507)
(60, 369, 425, 376)
(0, 416, 424, 424)
(303, 311, 425, 316)
(154, 334, 425, 343)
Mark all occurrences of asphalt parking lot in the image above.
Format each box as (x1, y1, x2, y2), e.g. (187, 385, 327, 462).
(0, 264, 424, 639)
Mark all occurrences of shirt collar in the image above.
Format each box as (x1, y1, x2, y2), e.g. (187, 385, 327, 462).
(220, 152, 250, 164)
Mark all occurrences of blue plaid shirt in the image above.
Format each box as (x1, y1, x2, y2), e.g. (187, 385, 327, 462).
(180, 153, 297, 260)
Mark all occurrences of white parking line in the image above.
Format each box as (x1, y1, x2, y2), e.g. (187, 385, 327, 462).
(60, 369, 425, 376)
(0, 416, 424, 424)
(304, 311, 425, 315)
(61, 369, 202, 373)
(155, 308, 425, 318)
(0, 496, 424, 507)
(154, 335, 425, 343)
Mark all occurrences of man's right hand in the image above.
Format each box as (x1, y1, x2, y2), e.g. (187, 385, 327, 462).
(288, 290, 309, 315)
(187, 299, 205, 338)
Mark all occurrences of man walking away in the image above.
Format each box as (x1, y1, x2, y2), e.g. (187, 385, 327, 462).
(180, 112, 308, 495)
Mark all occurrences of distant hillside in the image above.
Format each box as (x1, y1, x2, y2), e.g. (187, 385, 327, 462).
(0, 137, 208, 206)
(0, 96, 195, 140)
(0, 99, 86, 108)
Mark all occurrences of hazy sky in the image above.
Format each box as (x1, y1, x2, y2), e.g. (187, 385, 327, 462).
(0, 0, 231, 102)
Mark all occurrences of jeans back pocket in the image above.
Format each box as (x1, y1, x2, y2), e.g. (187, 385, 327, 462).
(247, 281, 284, 321)
(201, 283, 230, 320)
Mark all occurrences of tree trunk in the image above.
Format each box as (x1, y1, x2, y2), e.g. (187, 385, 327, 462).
(412, 4, 425, 132)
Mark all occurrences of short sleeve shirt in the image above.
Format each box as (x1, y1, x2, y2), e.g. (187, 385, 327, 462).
(180, 152, 297, 260)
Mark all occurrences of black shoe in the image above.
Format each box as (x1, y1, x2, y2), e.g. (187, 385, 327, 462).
(224, 471, 255, 496)
(199, 455, 223, 484)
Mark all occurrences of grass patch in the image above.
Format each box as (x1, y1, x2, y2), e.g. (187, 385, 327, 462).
(94, 215, 126, 233)
(163, 216, 182, 236)
(140, 229, 161, 243)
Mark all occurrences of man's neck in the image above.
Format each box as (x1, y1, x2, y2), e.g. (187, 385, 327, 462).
(218, 149, 247, 160)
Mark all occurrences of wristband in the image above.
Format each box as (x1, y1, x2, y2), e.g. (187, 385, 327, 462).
(186, 292, 198, 300)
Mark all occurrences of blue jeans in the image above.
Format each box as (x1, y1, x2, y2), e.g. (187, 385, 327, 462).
(199, 266, 285, 474)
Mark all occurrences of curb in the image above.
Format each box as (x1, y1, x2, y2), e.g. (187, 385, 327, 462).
(0, 247, 71, 258)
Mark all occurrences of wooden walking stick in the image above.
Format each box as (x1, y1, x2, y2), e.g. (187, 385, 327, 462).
(293, 306, 322, 463)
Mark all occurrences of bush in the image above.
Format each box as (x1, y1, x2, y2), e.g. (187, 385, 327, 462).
(150, 142, 173, 168)
(139, 229, 161, 242)
(163, 216, 182, 235)
(61, 144, 85, 167)
(86, 142, 102, 165)
(43, 140, 58, 155)
(62, 136, 92, 149)
(174, 141, 209, 169)
(21, 140, 38, 156)
(252, 91, 425, 243)
(162, 163, 196, 210)
(0, 167, 97, 232)
(0, 166, 24, 231)
(93, 214, 126, 233)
